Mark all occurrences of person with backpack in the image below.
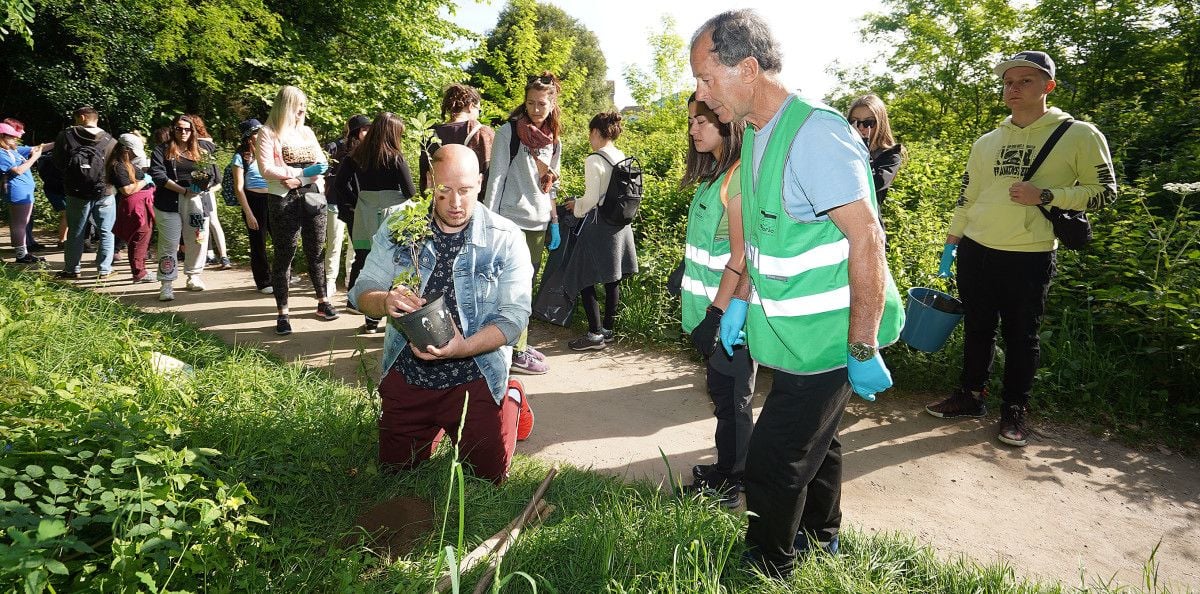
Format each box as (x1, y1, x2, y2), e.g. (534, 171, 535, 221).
(332, 112, 417, 334)
(677, 95, 754, 509)
(925, 51, 1117, 447)
(231, 119, 274, 293)
(35, 147, 69, 247)
(108, 133, 156, 282)
(1, 121, 53, 264)
(149, 114, 221, 301)
(419, 83, 494, 194)
(560, 112, 639, 351)
(53, 105, 119, 280)
(483, 72, 564, 375)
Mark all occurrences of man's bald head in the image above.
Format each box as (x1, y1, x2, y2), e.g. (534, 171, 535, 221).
(432, 143, 479, 178)
(430, 143, 482, 233)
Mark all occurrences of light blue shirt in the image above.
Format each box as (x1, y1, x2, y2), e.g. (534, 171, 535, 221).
(349, 206, 534, 404)
(232, 152, 267, 191)
(0, 146, 35, 203)
(751, 96, 872, 222)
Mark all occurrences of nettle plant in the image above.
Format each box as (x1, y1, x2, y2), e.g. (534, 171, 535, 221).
(387, 192, 434, 293)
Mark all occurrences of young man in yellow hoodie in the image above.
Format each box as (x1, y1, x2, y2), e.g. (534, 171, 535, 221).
(925, 51, 1116, 447)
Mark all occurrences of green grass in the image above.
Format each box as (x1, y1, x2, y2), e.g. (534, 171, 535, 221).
(0, 264, 1185, 593)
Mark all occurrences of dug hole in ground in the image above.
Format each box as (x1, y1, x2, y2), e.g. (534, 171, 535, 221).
(17, 232, 1198, 591)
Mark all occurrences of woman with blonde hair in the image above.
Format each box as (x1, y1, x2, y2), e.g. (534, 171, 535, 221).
(332, 112, 416, 333)
(847, 94, 905, 235)
(255, 85, 336, 335)
(149, 114, 220, 300)
(484, 72, 564, 375)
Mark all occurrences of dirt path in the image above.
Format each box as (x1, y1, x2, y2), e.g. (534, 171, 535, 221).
(15, 241, 1199, 590)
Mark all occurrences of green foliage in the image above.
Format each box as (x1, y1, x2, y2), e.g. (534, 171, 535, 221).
(0, 0, 465, 143)
(0, 267, 1173, 593)
(0, 0, 34, 46)
(469, 0, 611, 123)
(623, 15, 689, 107)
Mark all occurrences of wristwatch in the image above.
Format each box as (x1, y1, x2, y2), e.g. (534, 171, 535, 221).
(1039, 188, 1054, 205)
(849, 342, 877, 362)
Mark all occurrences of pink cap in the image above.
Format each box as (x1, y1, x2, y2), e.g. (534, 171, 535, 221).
(0, 123, 22, 138)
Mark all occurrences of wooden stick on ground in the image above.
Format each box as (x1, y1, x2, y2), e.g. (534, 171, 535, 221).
(433, 467, 559, 594)
(432, 499, 550, 593)
(469, 467, 559, 594)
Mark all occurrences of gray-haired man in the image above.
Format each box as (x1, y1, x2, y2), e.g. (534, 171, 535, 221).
(689, 9, 905, 577)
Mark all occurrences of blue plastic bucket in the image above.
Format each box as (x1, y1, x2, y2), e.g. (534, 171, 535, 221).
(900, 287, 964, 352)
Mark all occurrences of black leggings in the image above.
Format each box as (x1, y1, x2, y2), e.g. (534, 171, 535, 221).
(243, 191, 272, 290)
(580, 281, 620, 334)
(268, 193, 327, 310)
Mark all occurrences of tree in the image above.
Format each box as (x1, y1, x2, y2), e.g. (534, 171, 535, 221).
(1, 0, 34, 46)
(244, 0, 470, 137)
(0, 0, 280, 138)
(842, 0, 1021, 141)
(623, 14, 687, 107)
(468, 0, 610, 122)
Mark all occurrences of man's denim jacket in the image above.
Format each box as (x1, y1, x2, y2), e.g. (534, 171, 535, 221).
(349, 206, 533, 404)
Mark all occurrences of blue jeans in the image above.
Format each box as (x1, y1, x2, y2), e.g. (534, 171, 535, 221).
(64, 194, 116, 274)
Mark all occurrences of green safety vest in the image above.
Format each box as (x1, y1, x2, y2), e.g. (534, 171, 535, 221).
(739, 98, 904, 374)
(680, 166, 736, 333)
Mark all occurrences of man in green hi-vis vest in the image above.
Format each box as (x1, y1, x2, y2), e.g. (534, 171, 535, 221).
(690, 9, 904, 578)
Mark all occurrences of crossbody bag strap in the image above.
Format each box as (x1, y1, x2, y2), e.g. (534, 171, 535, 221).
(1025, 119, 1073, 220)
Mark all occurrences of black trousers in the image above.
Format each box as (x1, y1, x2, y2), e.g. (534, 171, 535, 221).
(580, 281, 620, 334)
(956, 236, 1056, 406)
(706, 346, 756, 479)
(242, 191, 272, 290)
(744, 367, 851, 573)
(267, 192, 327, 310)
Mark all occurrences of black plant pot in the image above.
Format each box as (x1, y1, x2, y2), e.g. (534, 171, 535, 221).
(391, 291, 455, 351)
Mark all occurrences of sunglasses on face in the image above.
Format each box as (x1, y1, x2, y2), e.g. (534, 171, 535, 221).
(849, 118, 877, 130)
(174, 126, 192, 132)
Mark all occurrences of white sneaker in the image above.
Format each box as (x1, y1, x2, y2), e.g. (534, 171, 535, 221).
(186, 275, 206, 291)
(259, 286, 274, 294)
(159, 284, 175, 301)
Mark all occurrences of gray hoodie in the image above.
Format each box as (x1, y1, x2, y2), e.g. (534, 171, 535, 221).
(483, 121, 561, 231)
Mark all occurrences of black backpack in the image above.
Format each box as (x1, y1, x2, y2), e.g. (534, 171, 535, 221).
(590, 152, 644, 227)
(221, 161, 240, 206)
(63, 132, 115, 200)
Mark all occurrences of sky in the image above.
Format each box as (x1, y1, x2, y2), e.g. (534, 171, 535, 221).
(447, 0, 888, 109)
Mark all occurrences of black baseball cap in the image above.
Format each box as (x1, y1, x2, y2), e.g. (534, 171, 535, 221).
(994, 51, 1056, 79)
(347, 114, 371, 134)
(239, 118, 263, 140)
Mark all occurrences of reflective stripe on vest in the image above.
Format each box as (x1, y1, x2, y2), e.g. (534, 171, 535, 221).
(740, 97, 904, 374)
(681, 173, 730, 333)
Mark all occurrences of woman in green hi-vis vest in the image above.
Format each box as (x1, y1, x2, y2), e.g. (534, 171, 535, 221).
(678, 94, 756, 509)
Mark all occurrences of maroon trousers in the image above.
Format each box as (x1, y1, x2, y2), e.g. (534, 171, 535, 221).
(113, 189, 155, 280)
(378, 370, 518, 484)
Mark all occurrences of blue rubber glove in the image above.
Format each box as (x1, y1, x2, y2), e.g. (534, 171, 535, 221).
(937, 244, 957, 278)
(547, 223, 561, 250)
(142, 173, 154, 186)
(301, 163, 328, 177)
(719, 298, 749, 356)
(847, 352, 893, 401)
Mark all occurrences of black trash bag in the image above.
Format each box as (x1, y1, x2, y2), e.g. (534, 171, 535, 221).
(531, 208, 582, 326)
